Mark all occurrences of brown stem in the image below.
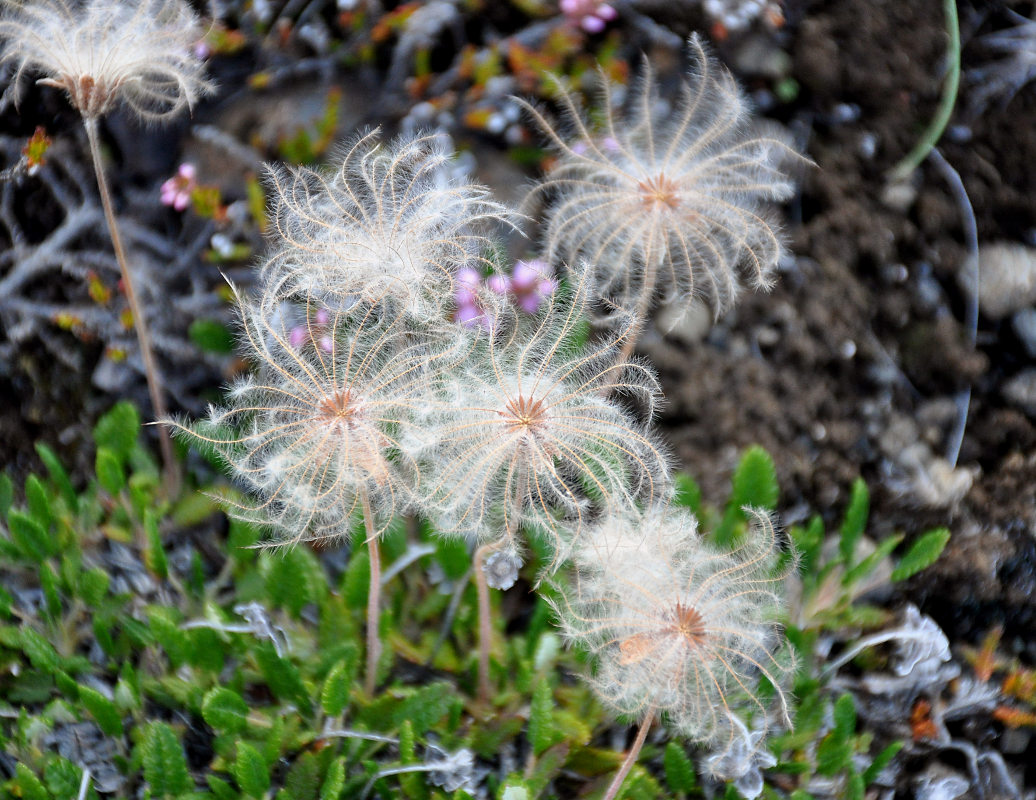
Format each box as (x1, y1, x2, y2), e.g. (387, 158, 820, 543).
(473, 535, 510, 705)
(361, 488, 381, 696)
(83, 118, 178, 497)
(602, 711, 654, 800)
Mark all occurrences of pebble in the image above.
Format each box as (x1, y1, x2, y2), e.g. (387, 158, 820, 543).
(1011, 308, 1036, 357)
(1003, 368, 1036, 417)
(964, 242, 1036, 320)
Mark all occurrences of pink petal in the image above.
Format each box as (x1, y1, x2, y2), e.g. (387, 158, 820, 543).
(315, 308, 330, 325)
(179, 163, 197, 180)
(598, 4, 617, 20)
(582, 15, 605, 33)
(289, 326, 308, 348)
(486, 274, 511, 294)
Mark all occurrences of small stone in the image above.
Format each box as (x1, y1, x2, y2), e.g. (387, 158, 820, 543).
(1012, 308, 1036, 357)
(964, 242, 1036, 319)
(1003, 368, 1036, 417)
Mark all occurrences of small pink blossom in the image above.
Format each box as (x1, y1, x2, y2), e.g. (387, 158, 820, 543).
(160, 162, 197, 211)
(503, 259, 558, 314)
(289, 307, 333, 352)
(453, 267, 494, 330)
(559, 0, 617, 33)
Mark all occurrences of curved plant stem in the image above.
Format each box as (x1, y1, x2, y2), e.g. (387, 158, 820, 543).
(602, 710, 654, 800)
(888, 0, 960, 180)
(473, 535, 509, 704)
(83, 117, 178, 496)
(361, 487, 382, 696)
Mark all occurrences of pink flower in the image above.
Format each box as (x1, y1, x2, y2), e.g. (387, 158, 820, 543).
(508, 259, 558, 314)
(289, 306, 334, 352)
(453, 267, 494, 329)
(559, 0, 617, 33)
(160, 162, 197, 211)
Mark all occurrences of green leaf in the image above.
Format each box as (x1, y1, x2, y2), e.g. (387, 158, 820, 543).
(93, 401, 140, 460)
(140, 721, 192, 798)
(25, 474, 53, 527)
(715, 446, 778, 545)
(862, 741, 903, 784)
(341, 548, 370, 610)
(44, 758, 84, 799)
(78, 683, 124, 736)
(321, 655, 357, 717)
(148, 608, 189, 668)
(10, 763, 48, 800)
(189, 318, 236, 354)
(203, 687, 250, 734)
(843, 533, 903, 587)
(20, 627, 60, 673)
(320, 758, 346, 800)
(8, 509, 54, 561)
(207, 775, 239, 800)
(283, 751, 320, 800)
(528, 679, 557, 756)
(392, 682, 453, 736)
(255, 644, 312, 714)
(433, 534, 470, 581)
(39, 562, 61, 619)
(673, 472, 702, 515)
(891, 528, 950, 582)
(398, 719, 425, 799)
(95, 447, 126, 494)
(144, 510, 168, 579)
(847, 770, 865, 800)
(78, 567, 110, 606)
(839, 479, 869, 567)
(832, 694, 856, 740)
(0, 473, 13, 518)
(235, 742, 271, 798)
(663, 741, 697, 794)
(34, 442, 77, 512)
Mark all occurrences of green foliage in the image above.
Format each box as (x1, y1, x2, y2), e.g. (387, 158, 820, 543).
(189, 318, 236, 354)
(140, 722, 192, 798)
(235, 741, 271, 798)
(891, 528, 951, 582)
(714, 446, 779, 546)
(662, 741, 696, 794)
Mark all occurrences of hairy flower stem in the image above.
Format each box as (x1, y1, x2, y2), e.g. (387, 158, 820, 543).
(473, 535, 509, 704)
(361, 487, 381, 696)
(618, 262, 658, 362)
(84, 118, 178, 496)
(602, 710, 654, 800)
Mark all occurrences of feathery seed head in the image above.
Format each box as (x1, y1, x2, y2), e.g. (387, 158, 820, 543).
(171, 286, 463, 546)
(261, 130, 518, 319)
(525, 35, 801, 318)
(556, 506, 795, 747)
(0, 0, 213, 120)
(423, 274, 671, 553)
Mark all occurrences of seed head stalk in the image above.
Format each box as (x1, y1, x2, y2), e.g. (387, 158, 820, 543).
(84, 117, 178, 496)
(602, 709, 654, 800)
(361, 485, 382, 695)
(473, 534, 510, 705)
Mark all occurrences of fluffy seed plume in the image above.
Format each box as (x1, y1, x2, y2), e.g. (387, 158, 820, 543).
(171, 287, 460, 546)
(525, 35, 799, 320)
(0, 0, 213, 120)
(262, 130, 517, 318)
(555, 506, 795, 747)
(422, 275, 670, 555)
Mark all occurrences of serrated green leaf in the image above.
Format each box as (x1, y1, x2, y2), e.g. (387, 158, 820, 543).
(8, 509, 54, 561)
(500, 786, 530, 800)
(891, 528, 950, 582)
(663, 741, 696, 793)
(321, 757, 346, 800)
(236, 742, 270, 798)
(392, 683, 452, 736)
(862, 741, 903, 784)
(144, 510, 168, 579)
(433, 534, 470, 581)
(95, 447, 126, 494)
(34, 442, 77, 513)
(342, 548, 370, 610)
(207, 775, 239, 800)
(93, 401, 140, 460)
(839, 479, 869, 567)
(815, 732, 852, 777)
(255, 644, 312, 714)
(847, 768, 864, 800)
(148, 608, 189, 668)
(283, 751, 320, 800)
(715, 447, 778, 545)
(78, 683, 124, 736)
(189, 318, 236, 354)
(44, 758, 83, 799)
(528, 679, 557, 756)
(10, 763, 48, 800)
(321, 655, 356, 717)
(140, 721, 191, 798)
(397, 719, 426, 799)
(265, 548, 324, 616)
(203, 687, 250, 734)
(525, 742, 568, 798)
(187, 627, 224, 673)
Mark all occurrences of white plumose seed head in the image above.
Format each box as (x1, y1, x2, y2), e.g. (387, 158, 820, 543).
(556, 506, 795, 747)
(171, 287, 462, 546)
(0, 0, 213, 120)
(526, 35, 800, 319)
(423, 275, 670, 555)
(262, 130, 517, 318)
